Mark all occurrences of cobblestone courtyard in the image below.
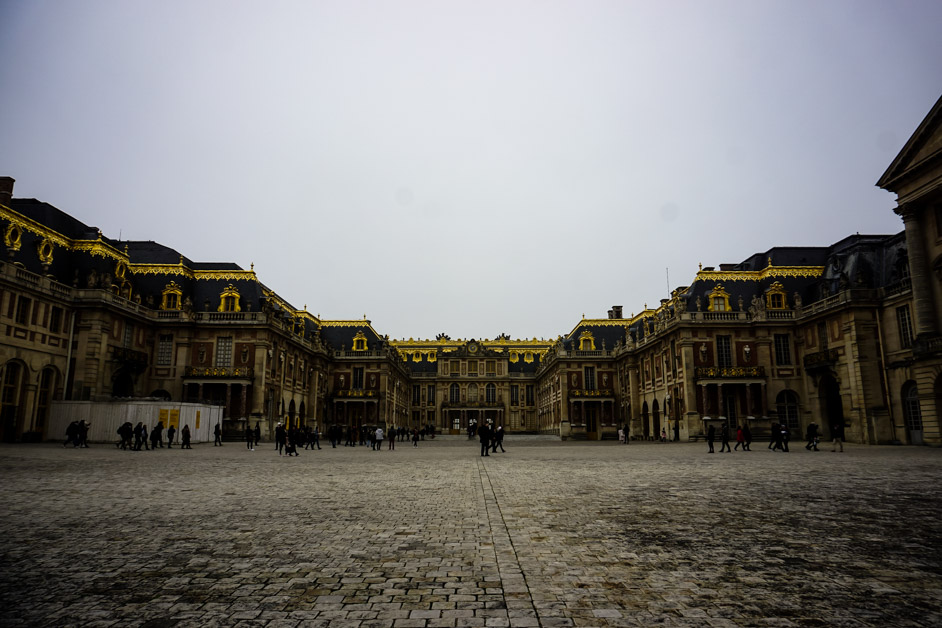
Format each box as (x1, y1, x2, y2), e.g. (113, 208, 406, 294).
(1, 438, 941, 627)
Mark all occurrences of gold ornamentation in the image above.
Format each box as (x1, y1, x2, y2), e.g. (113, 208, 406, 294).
(4, 223, 22, 251)
(352, 330, 368, 351)
(696, 266, 825, 282)
(161, 281, 183, 310)
(707, 284, 731, 312)
(765, 281, 787, 309)
(578, 330, 596, 351)
(218, 284, 241, 312)
(36, 238, 53, 263)
(509, 351, 519, 363)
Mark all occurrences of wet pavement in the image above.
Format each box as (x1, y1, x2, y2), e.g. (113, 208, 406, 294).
(1, 436, 940, 627)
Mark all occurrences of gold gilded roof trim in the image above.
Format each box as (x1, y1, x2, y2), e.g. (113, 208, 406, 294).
(0, 205, 74, 250)
(695, 266, 825, 282)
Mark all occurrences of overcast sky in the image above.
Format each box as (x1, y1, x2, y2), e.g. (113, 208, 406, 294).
(1, 1, 940, 341)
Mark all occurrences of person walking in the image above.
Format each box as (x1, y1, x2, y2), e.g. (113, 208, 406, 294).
(412, 427, 419, 447)
(312, 425, 322, 450)
(214, 423, 222, 446)
(166, 424, 176, 449)
(133, 422, 146, 451)
(742, 423, 752, 451)
(706, 424, 716, 453)
(151, 421, 163, 449)
(768, 422, 779, 450)
(64, 421, 78, 447)
(254, 422, 261, 448)
(734, 425, 745, 451)
(375, 426, 384, 451)
(493, 425, 506, 453)
(181, 424, 192, 449)
(830, 420, 844, 452)
(719, 423, 732, 452)
(780, 423, 790, 452)
(388, 427, 395, 450)
(479, 422, 491, 457)
(245, 423, 254, 450)
(805, 423, 820, 451)
(275, 423, 286, 455)
(140, 423, 150, 450)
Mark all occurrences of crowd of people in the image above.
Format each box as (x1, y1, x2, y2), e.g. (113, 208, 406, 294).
(466, 421, 506, 456)
(704, 421, 845, 453)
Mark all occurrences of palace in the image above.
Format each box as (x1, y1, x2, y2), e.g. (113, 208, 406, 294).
(2, 95, 941, 445)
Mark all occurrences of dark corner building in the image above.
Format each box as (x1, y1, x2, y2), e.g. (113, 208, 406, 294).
(2, 95, 941, 445)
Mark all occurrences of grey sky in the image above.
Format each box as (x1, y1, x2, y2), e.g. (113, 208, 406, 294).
(1, 1, 940, 341)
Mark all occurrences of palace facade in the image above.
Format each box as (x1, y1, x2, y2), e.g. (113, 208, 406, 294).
(2, 95, 941, 445)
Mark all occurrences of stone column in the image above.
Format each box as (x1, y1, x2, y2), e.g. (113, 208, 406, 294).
(700, 384, 709, 416)
(745, 384, 753, 417)
(899, 206, 939, 336)
(225, 384, 232, 419)
(241, 385, 248, 420)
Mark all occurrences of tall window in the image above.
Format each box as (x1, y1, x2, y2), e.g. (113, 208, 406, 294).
(526, 385, 534, 406)
(485, 383, 496, 403)
(486, 361, 496, 375)
(468, 360, 478, 376)
(468, 383, 479, 402)
(353, 367, 364, 389)
(36, 368, 55, 430)
(157, 334, 173, 366)
(897, 305, 914, 349)
(450, 360, 460, 376)
(584, 366, 597, 390)
(450, 383, 460, 403)
(215, 337, 233, 367)
(427, 384, 436, 406)
(123, 323, 133, 348)
(776, 390, 800, 430)
(774, 334, 792, 366)
(511, 385, 519, 406)
(902, 381, 923, 432)
(15, 296, 30, 325)
(49, 307, 63, 334)
(712, 296, 726, 311)
(412, 384, 421, 405)
(716, 336, 732, 368)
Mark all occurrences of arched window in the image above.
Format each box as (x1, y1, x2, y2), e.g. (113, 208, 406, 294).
(352, 331, 367, 351)
(450, 383, 460, 404)
(902, 381, 923, 432)
(776, 390, 800, 430)
(468, 383, 479, 402)
(486, 383, 496, 403)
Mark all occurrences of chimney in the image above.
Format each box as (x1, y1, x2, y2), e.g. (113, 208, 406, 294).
(0, 177, 14, 207)
(607, 309, 614, 319)
(612, 305, 623, 319)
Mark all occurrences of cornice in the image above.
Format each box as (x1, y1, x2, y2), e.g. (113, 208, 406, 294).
(695, 265, 824, 283)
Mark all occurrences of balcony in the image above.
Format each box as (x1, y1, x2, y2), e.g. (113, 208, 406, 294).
(802, 348, 839, 369)
(335, 389, 378, 398)
(570, 389, 615, 398)
(183, 366, 254, 379)
(694, 366, 766, 380)
(441, 400, 502, 409)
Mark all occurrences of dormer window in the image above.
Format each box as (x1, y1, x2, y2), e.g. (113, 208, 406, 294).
(161, 281, 183, 310)
(707, 284, 731, 312)
(352, 330, 368, 351)
(766, 281, 787, 310)
(218, 285, 241, 312)
(578, 330, 596, 351)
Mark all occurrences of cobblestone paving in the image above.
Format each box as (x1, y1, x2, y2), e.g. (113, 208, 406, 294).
(1, 437, 941, 627)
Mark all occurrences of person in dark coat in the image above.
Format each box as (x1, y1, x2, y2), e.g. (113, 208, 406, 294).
(181, 424, 192, 449)
(479, 422, 491, 457)
(254, 422, 261, 447)
(805, 423, 820, 451)
(275, 423, 286, 455)
(706, 424, 716, 453)
(245, 423, 254, 450)
(719, 423, 732, 452)
(492, 426, 506, 453)
(831, 420, 845, 452)
(214, 423, 222, 446)
(742, 423, 752, 451)
(166, 424, 176, 448)
(151, 421, 163, 449)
